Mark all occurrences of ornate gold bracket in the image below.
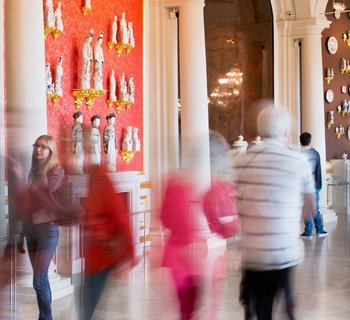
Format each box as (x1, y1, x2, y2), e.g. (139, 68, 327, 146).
(324, 76, 333, 84)
(44, 27, 62, 39)
(326, 120, 334, 129)
(72, 88, 106, 111)
(120, 150, 136, 165)
(335, 126, 345, 139)
(107, 100, 133, 114)
(81, 6, 92, 16)
(115, 43, 134, 58)
(46, 93, 62, 107)
(335, 131, 344, 139)
(107, 41, 117, 51)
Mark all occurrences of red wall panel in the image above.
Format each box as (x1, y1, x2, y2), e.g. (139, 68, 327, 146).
(45, 0, 143, 171)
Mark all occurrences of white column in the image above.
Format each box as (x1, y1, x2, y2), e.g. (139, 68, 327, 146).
(176, 0, 223, 248)
(295, 19, 336, 222)
(177, 0, 210, 189)
(5, 0, 47, 271)
(6, 0, 47, 173)
(6, 0, 74, 301)
(300, 33, 325, 160)
(0, 0, 5, 242)
(147, 1, 180, 211)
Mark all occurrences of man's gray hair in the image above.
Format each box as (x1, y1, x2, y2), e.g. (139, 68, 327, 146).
(257, 102, 291, 138)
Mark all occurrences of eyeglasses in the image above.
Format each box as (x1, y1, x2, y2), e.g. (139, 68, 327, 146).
(32, 143, 51, 151)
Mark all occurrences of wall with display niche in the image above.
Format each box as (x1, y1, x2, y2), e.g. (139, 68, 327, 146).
(44, 0, 143, 172)
(322, 1, 350, 160)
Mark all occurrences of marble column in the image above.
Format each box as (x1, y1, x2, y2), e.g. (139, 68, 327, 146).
(177, 0, 211, 189)
(5, 0, 47, 250)
(297, 19, 336, 222)
(6, 0, 74, 301)
(0, 0, 5, 243)
(168, 0, 223, 247)
(300, 28, 326, 162)
(6, 0, 47, 167)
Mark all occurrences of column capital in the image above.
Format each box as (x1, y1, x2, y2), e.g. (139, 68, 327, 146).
(277, 17, 331, 38)
(163, 0, 204, 9)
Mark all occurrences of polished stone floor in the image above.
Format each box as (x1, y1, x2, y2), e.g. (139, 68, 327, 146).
(1, 215, 350, 320)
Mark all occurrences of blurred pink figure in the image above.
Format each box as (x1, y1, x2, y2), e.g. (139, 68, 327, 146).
(202, 130, 240, 319)
(160, 172, 201, 320)
(203, 130, 239, 239)
(203, 180, 240, 239)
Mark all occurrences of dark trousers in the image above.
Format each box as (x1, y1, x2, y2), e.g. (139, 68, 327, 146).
(240, 267, 292, 320)
(80, 267, 112, 320)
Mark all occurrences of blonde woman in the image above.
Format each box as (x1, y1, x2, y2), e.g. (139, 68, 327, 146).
(19, 135, 64, 320)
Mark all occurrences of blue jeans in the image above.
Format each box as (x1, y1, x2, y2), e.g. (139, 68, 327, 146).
(304, 191, 324, 235)
(80, 267, 112, 320)
(25, 222, 59, 320)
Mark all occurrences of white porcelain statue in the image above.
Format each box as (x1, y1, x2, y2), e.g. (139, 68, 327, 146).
(45, 0, 55, 28)
(120, 12, 128, 44)
(128, 22, 135, 48)
(128, 74, 135, 103)
(119, 73, 129, 101)
(55, 56, 63, 96)
(93, 32, 104, 90)
(89, 115, 101, 165)
(109, 69, 117, 101)
(85, 0, 91, 9)
(54, 2, 63, 32)
(111, 16, 118, 43)
(81, 30, 94, 89)
(132, 127, 141, 151)
(46, 63, 55, 94)
(71, 111, 85, 174)
(122, 126, 133, 151)
(103, 113, 117, 172)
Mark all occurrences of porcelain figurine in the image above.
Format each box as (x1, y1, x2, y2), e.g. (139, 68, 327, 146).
(71, 111, 85, 174)
(103, 113, 117, 172)
(89, 114, 101, 165)
(132, 127, 141, 151)
(93, 32, 104, 90)
(55, 56, 63, 95)
(54, 2, 63, 32)
(81, 30, 94, 89)
(122, 126, 133, 151)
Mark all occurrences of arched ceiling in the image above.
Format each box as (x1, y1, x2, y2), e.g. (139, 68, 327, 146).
(204, 0, 329, 20)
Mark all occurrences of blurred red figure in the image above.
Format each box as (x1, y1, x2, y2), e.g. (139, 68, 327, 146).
(160, 172, 201, 320)
(80, 165, 134, 320)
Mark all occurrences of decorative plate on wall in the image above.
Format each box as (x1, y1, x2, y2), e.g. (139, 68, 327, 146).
(327, 36, 338, 54)
(342, 85, 347, 94)
(325, 89, 334, 103)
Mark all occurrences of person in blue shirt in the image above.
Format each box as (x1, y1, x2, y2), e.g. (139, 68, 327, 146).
(300, 132, 327, 238)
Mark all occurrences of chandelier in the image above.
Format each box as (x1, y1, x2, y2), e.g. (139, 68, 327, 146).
(333, 0, 346, 12)
(210, 67, 243, 106)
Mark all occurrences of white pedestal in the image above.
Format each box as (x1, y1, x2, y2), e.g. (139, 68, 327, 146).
(59, 172, 142, 275)
(329, 159, 350, 215)
(16, 239, 74, 303)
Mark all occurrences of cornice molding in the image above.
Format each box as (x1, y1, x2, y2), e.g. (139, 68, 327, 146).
(276, 17, 331, 37)
(163, 0, 205, 9)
